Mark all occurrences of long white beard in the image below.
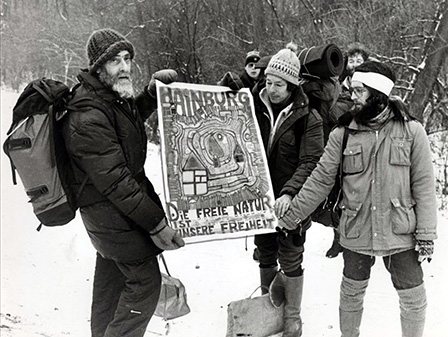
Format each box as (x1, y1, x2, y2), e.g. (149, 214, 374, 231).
(99, 71, 135, 99)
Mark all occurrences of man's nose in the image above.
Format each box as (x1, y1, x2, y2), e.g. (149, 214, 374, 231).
(119, 58, 130, 71)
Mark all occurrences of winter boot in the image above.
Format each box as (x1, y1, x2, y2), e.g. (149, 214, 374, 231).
(339, 276, 369, 337)
(260, 265, 278, 295)
(397, 283, 427, 337)
(282, 274, 304, 337)
(326, 229, 343, 258)
(269, 271, 286, 307)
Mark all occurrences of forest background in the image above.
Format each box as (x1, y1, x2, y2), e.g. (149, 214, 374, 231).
(1, 0, 447, 208)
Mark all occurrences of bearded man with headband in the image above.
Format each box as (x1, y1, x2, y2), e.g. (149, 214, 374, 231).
(278, 60, 437, 337)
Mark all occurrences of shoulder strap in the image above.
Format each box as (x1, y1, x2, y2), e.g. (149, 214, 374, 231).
(63, 95, 116, 199)
(335, 127, 350, 194)
(327, 127, 350, 213)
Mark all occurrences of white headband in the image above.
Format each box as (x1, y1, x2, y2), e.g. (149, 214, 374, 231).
(351, 71, 395, 96)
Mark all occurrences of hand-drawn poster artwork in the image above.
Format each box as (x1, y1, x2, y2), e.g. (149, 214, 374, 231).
(156, 81, 277, 243)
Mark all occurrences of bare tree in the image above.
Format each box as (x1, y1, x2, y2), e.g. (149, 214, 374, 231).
(407, 0, 448, 121)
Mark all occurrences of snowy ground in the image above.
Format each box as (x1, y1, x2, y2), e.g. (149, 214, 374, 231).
(1, 89, 447, 337)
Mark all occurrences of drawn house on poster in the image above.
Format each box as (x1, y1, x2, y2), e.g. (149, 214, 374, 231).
(157, 82, 277, 242)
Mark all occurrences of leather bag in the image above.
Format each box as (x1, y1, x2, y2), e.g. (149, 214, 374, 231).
(226, 286, 284, 337)
(154, 254, 191, 320)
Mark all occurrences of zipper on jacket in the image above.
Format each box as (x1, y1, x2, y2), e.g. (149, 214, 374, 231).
(117, 99, 139, 127)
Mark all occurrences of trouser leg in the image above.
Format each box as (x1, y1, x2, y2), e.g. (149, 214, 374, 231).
(255, 233, 279, 294)
(383, 249, 426, 337)
(260, 265, 278, 295)
(103, 257, 161, 337)
(91, 253, 126, 337)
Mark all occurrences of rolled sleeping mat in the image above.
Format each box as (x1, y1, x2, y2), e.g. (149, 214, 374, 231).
(298, 43, 344, 79)
(255, 55, 273, 69)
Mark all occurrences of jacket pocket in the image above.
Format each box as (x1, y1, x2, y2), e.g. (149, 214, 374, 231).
(390, 138, 411, 166)
(391, 198, 416, 234)
(343, 144, 364, 174)
(339, 202, 362, 239)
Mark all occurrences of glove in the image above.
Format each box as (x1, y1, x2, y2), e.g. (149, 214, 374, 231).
(415, 239, 434, 263)
(150, 218, 185, 250)
(147, 69, 178, 98)
(217, 72, 244, 90)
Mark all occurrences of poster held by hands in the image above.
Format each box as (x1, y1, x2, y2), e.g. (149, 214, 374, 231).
(156, 81, 277, 243)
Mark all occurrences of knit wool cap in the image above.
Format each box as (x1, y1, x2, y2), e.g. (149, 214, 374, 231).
(86, 28, 135, 73)
(265, 43, 301, 86)
(245, 50, 261, 65)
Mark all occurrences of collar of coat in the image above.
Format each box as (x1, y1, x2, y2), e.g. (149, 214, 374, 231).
(259, 85, 310, 124)
(259, 85, 310, 153)
(76, 69, 130, 105)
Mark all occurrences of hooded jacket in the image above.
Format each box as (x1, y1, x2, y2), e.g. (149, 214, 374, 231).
(282, 112, 437, 252)
(62, 70, 164, 262)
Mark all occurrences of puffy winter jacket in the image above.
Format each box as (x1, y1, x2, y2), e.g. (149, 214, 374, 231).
(255, 86, 324, 232)
(62, 70, 165, 262)
(282, 113, 437, 252)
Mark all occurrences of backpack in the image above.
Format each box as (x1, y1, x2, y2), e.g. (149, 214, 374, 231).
(3, 78, 109, 231)
(299, 43, 344, 143)
(295, 43, 350, 228)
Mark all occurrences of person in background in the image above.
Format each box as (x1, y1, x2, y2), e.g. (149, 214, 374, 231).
(279, 61, 437, 337)
(217, 50, 261, 91)
(252, 54, 273, 98)
(325, 42, 371, 258)
(240, 50, 262, 89)
(339, 43, 371, 88)
(62, 28, 184, 337)
(253, 43, 324, 336)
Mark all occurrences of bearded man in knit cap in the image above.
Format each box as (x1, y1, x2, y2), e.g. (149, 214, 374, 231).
(61, 28, 184, 337)
(279, 61, 437, 337)
(252, 42, 324, 336)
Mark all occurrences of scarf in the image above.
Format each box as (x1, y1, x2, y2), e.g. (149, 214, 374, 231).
(365, 106, 393, 130)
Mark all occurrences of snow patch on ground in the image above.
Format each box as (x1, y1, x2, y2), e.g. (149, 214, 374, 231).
(1, 89, 447, 336)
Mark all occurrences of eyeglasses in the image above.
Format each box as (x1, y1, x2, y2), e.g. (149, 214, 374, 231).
(349, 87, 368, 97)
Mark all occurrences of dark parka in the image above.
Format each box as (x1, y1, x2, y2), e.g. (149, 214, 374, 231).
(255, 86, 324, 231)
(62, 70, 164, 262)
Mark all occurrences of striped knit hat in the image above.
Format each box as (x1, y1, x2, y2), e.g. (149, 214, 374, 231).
(86, 28, 135, 73)
(265, 42, 301, 85)
(245, 50, 261, 65)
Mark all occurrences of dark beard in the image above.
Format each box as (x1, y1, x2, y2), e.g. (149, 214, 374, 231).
(352, 99, 382, 125)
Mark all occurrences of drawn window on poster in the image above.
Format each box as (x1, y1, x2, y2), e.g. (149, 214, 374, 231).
(156, 81, 277, 243)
